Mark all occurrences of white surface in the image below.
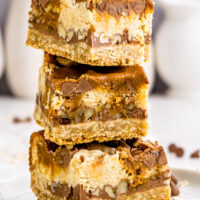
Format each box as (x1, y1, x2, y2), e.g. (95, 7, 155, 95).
(148, 96, 200, 172)
(0, 96, 200, 198)
(172, 169, 200, 199)
(5, 0, 43, 99)
(0, 97, 39, 184)
(156, 0, 200, 98)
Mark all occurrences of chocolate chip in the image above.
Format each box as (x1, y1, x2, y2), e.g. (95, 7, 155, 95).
(176, 148, 184, 157)
(171, 175, 178, 185)
(190, 150, 200, 158)
(62, 82, 77, 97)
(170, 180, 180, 196)
(13, 116, 31, 123)
(157, 147, 167, 165)
(49, 182, 71, 198)
(168, 144, 177, 153)
(76, 79, 93, 93)
(168, 143, 184, 157)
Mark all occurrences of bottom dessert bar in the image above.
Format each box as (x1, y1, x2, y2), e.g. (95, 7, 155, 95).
(29, 131, 171, 200)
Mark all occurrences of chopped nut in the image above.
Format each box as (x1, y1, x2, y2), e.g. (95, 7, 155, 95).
(104, 186, 115, 199)
(99, 33, 109, 44)
(127, 104, 134, 111)
(121, 150, 128, 159)
(50, 182, 57, 193)
(77, 29, 87, 40)
(92, 188, 100, 196)
(163, 179, 170, 185)
(112, 34, 122, 45)
(151, 175, 157, 180)
(77, 109, 84, 117)
(105, 104, 111, 109)
(116, 180, 128, 195)
(163, 171, 171, 179)
(85, 108, 94, 118)
(75, 116, 82, 123)
(110, 148, 116, 155)
(121, 11, 128, 16)
(57, 24, 67, 39)
(94, 114, 100, 121)
(66, 29, 74, 42)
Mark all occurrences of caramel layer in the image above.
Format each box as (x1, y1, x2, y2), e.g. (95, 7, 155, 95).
(31, 0, 153, 17)
(45, 54, 149, 96)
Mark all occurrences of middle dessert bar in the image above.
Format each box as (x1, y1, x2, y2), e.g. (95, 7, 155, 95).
(34, 53, 149, 147)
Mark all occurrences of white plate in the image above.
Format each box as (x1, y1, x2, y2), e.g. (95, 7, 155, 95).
(0, 169, 200, 200)
(172, 169, 200, 200)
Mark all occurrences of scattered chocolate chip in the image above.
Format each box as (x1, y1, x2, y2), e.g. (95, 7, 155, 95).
(80, 155, 85, 162)
(168, 144, 177, 153)
(170, 180, 180, 196)
(168, 143, 184, 157)
(13, 116, 32, 123)
(176, 148, 184, 157)
(190, 150, 200, 158)
(171, 175, 178, 185)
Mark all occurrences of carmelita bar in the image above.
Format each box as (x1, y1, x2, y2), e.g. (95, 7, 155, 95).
(29, 130, 171, 200)
(34, 53, 149, 148)
(27, 0, 154, 66)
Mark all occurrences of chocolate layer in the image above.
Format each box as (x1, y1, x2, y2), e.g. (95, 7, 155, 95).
(89, 0, 154, 17)
(47, 179, 166, 200)
(32, 0, 153, 17)
(45, 54, 149, 96)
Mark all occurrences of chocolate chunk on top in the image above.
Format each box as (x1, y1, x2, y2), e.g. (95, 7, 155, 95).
(190, 150, 200, 158)
(168, 143, 184, 158)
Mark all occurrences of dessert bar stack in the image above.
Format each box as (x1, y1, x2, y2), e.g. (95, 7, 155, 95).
(27, 0, 172, 199)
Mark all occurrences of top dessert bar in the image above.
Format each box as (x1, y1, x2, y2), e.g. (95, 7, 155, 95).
(27, 0, 154, 66)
